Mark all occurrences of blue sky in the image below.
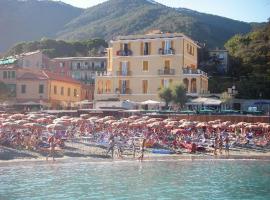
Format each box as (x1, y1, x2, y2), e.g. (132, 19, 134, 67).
(58, 0, 269, 22)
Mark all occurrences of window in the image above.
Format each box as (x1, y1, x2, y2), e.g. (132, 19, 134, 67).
(74, 89, 77, 97)
(3, 71, 7, 79)
(39, 84, 44, 94)
(187, 43, 194, 55)
(101, 61, 105, 69)
(77, 63, 80, 70)
(54, 86, 57, 94)
(60, 62, 65, 67)
(165, 40, 171, 51)
(11, 71, 15, 78)
(61, 87, 64, 95)
(68, 88, 71, 96)
(143, 61, 148, 71)
(144, 42, 150, 55)
(142, 80, 148, 94)
(97, 80, 103, 94)
(165, 60, 170, 71)
(21, 85, 26, 93)
(163, 79, 170, 88)
(105, 80, 111, 93)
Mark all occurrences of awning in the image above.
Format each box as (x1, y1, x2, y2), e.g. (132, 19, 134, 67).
(186, 97, 222, 106)
(140, 100, 162, 105)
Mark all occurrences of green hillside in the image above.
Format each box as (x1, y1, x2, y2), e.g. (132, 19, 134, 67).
(57, 0, 253, 48)
(209, 22, 270, 99)
(0, 0, 83, 52)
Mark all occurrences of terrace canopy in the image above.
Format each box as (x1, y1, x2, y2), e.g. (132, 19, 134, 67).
(140, 100, 162, 105)
(186, 97, 222, 106)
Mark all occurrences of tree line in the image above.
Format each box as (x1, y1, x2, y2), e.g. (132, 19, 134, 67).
(6, 38, 108, 58)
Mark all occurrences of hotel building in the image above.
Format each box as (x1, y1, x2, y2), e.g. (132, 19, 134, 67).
(94, 32, 208, 102)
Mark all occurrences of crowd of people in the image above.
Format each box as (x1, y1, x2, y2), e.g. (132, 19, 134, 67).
(1, 113, 270, 160)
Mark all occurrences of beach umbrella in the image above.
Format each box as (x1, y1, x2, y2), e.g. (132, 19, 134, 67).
(147, 121, 164, 128)
(47, 124, 67, 130)
(171, 129, 188, 135)
(196, 122, 208, 128)
(103, 116, 115, 121)
(60, 116, 71, 120)
(9, 114, 25, 120)
(179, 119, 187, 123)
(80, 114, 90, 119)
(24, 123, 46, 130)
(128, 115, 140, 120)
(15, 120, 29, 125)
(36, 118, 52, 124)
(2, 122, 24, 129)
(179, 121, 194, 128)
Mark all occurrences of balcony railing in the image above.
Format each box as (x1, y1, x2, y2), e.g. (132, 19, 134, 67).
(116, 71, 132, 76)
(159, 48, 175, 55)
(182, 68, 208, 76)
(116, 50, 132, 56)
(158, 68, 176, 75)
(115, 88, 132, 95)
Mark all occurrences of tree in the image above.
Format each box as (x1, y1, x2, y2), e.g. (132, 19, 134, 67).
(172, 84, 187, 109)
(221, 91, 232, 109)
(158, 87, 173, 109)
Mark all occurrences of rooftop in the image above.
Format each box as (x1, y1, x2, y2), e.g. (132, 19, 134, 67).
(53, 57, 107, 61)
(112, 32, 200, 47)
(17, 70, 81, 85)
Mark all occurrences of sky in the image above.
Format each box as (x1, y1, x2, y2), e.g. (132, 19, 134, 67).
(57, 0, 270, 22)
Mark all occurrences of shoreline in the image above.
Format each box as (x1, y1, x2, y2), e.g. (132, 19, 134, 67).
(1, 152, 270, 165)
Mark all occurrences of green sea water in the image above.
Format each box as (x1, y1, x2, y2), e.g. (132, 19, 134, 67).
(0, 159, 269, 200)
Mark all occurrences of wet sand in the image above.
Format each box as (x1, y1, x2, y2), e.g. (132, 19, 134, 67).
(1, 140, 270, 163)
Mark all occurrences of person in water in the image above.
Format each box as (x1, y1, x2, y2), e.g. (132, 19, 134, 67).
(138, 138, 146, 161)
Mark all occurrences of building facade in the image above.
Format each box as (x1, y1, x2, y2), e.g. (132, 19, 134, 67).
(51, 57, 107, 101)
(95, 32, 208, 102)
(0, 65, 18, 99)
(209, 49, 229, 74)
(16, 70, 81, 109)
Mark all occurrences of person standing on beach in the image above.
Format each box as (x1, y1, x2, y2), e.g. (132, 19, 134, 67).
(225, 135, 230, 156)
(138, 138, 146, 161)
(46, 135, 56, 161)
(219, 134, 223, 155)
(214, 134, 218, 156)
(106, 134, 115, 158)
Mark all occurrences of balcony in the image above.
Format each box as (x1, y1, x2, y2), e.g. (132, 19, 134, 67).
(116, 71, 132, 76)
(159, 48, 175, 55)
(115, 88, 132, 95)
(116, 50, 132, 56)
(158, 68, 176, 75)
(182, 68, 208, 77)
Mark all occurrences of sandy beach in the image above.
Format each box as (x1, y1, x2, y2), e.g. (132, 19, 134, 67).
(1, 140, 270, 164)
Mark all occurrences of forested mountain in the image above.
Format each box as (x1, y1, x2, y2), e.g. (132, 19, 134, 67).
(57, 0, 253, 48)
(0, 0, 83, 52)
(208, 22, 270, 99)
(1, 0, 264, 53)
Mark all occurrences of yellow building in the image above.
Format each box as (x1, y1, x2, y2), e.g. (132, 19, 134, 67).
(95, 32, 208, 102)
(16, 70, 81, 109)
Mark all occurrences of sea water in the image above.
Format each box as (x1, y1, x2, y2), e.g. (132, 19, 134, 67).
(0, 159, 269, 200)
